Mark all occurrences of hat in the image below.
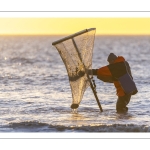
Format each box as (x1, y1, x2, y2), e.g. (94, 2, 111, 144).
(107, 53, 117, 63)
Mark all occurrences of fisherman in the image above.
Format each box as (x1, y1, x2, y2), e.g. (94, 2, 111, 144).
(90, 53, 138, 113)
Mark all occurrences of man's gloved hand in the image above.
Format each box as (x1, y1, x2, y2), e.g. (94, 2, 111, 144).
(85, 69, 97, 75)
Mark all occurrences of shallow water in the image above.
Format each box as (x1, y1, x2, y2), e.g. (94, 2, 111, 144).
(0, 35, 150, 132)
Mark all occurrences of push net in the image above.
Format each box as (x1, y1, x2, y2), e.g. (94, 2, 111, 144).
(52, 28, 96, 109)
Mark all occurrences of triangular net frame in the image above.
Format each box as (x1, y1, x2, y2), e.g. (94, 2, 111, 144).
(52, 28, 96, 108)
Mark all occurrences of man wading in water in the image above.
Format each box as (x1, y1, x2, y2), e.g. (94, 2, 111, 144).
(90, 53, 138, 113)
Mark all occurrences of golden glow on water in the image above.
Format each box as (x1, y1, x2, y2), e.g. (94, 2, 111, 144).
(1, 18, 150, 35)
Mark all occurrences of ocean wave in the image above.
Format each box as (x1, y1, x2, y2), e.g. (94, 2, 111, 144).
(1, 121, 150, 132)
(9, 57, 35, 64)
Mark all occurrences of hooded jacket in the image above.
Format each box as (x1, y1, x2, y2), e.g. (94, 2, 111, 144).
(96, 56, 132, 97)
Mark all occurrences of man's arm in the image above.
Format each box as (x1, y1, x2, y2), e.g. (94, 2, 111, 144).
(88, 67, 114, 83)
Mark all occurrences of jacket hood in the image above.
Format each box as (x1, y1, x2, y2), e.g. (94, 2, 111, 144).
(113, 56, 125, 63)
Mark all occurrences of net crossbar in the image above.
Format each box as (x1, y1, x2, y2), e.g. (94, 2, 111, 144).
(52, 28, 101, 110)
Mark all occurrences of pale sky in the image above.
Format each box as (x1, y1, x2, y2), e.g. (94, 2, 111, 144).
(1, 18, 150, 35)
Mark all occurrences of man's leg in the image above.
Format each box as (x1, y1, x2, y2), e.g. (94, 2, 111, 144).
(116, 94, 131, 113)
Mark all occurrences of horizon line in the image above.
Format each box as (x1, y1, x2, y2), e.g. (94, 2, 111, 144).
(1, 33, 150, 36)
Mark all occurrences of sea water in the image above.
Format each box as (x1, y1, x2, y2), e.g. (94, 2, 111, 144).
(0, 35, 150, 132)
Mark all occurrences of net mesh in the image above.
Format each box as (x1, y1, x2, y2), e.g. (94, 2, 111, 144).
(53, 28, 96, 107)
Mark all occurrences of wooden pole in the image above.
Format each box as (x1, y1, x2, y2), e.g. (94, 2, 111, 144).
(72, 38, 103, 112)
